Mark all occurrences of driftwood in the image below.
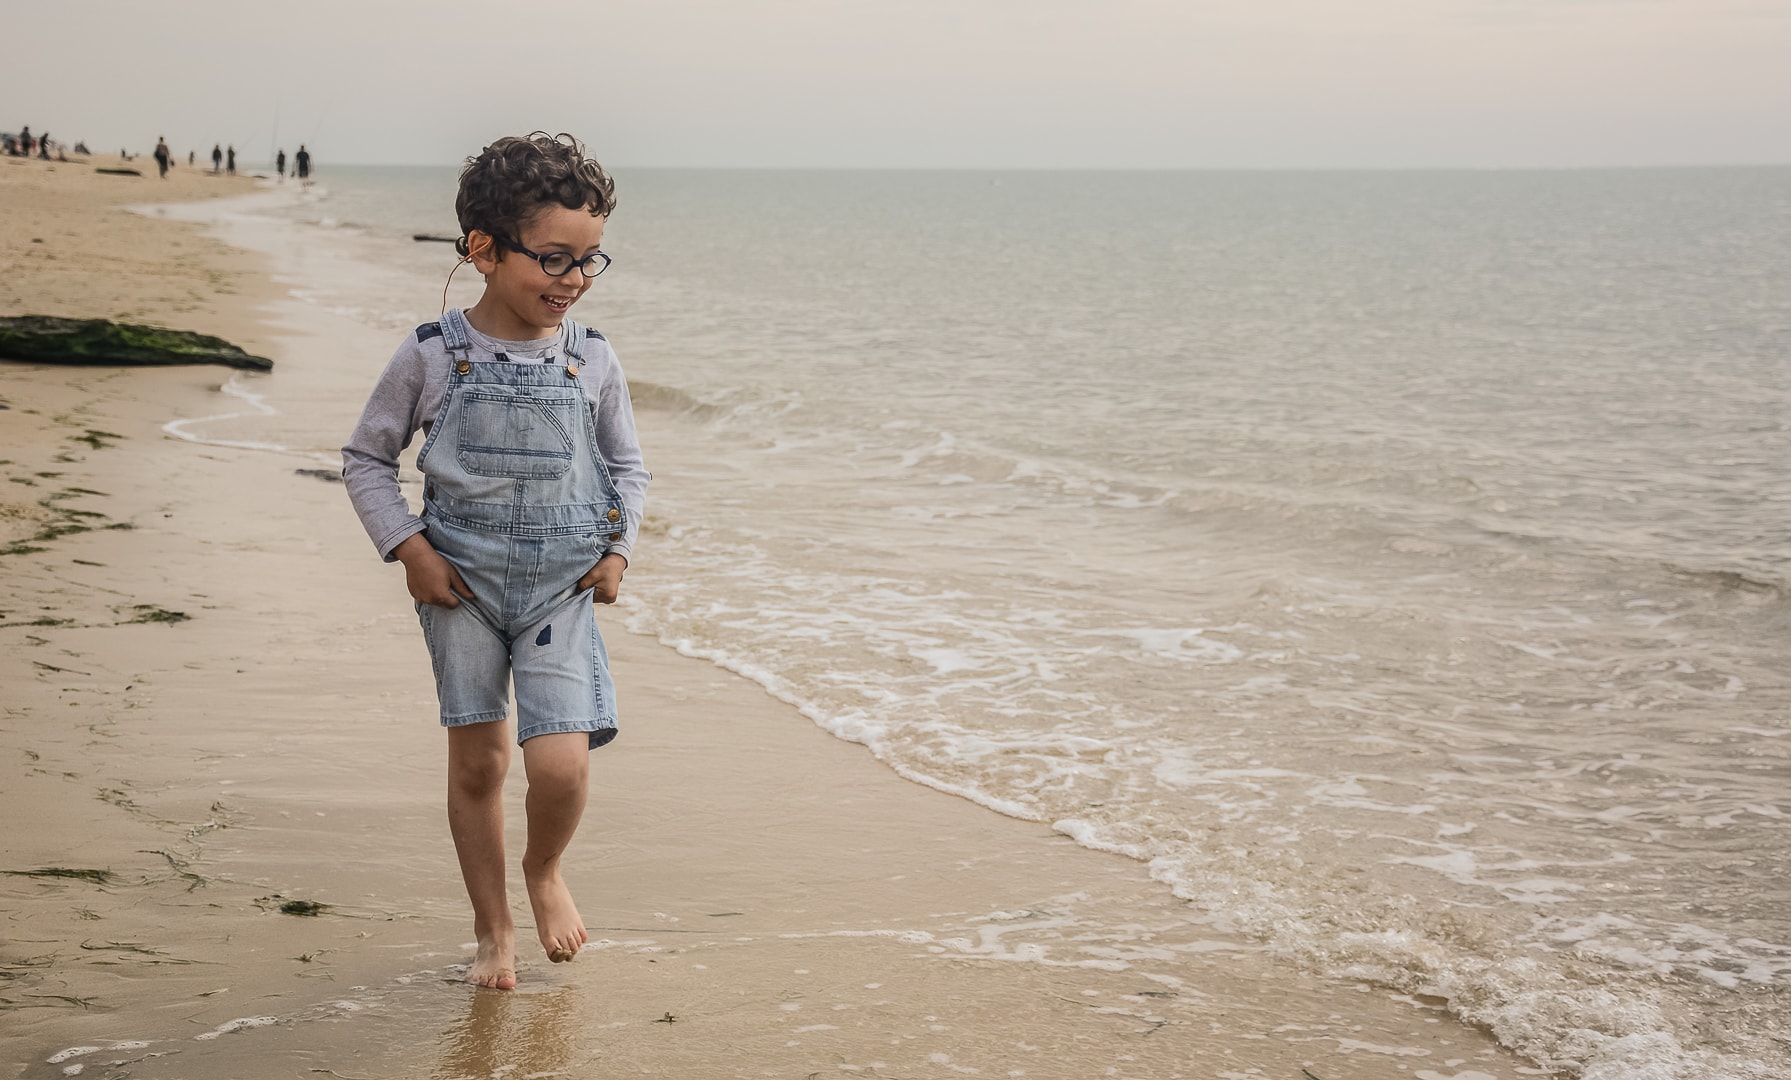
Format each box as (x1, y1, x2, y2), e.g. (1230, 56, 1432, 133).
(413, 234, 458, 243)
(0, 316, 273, 371)
(94, 167, 142, 176)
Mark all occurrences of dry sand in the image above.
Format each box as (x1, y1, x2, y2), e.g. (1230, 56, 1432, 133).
(0, 156, 1544, 1079)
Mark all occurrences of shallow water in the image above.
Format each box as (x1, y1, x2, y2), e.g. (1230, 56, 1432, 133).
(221, 166, 1790, 1078)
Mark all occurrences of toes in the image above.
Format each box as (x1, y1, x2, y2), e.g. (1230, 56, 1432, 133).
(467, 967, 517, 990)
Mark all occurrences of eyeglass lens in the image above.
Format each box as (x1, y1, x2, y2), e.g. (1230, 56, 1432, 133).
(538, 251, 610, 278)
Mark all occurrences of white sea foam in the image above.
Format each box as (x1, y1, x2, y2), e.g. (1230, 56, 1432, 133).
(45, 1048, 99, 1064)
(193, 1015, 277, 1040)
(160, 373, 288, 452)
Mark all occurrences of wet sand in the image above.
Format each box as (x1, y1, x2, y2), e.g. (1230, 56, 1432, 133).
(0, 157, 1546, 1079)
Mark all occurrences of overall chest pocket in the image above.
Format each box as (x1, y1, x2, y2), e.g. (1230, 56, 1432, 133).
(455, 392, 577, 479)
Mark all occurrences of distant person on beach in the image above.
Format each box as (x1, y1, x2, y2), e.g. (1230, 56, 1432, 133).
(153, 136, 172, 178)
(342, 132, 642, 991)
(38, 133, 51, 160)
(294, 144, 310, 184)
(18, 126, 32, 157)
(210, 143, 221, 172)
(225, 145, 235, 174)
(276, 148, 286, 179)
(187, 149, 194, 167)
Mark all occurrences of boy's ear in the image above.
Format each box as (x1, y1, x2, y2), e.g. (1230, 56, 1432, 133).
(466, 230, 499, 271)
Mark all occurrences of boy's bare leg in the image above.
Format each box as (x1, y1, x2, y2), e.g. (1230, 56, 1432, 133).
(447, 722, 517, 989)
(519, 732, 591, 962)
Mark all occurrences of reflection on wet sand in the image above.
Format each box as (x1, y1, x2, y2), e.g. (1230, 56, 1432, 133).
(435, 983, 581, 1080)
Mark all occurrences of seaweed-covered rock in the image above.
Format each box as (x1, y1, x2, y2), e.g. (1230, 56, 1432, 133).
(0, 315, 273, 371)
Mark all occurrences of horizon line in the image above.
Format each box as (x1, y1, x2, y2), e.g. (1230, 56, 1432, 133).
(302, 160, 1791, 173)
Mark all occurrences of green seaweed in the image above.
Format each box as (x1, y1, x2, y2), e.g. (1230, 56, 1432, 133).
(15, 993, 100, 1010)
(146, 849, 209, 892)
(1, 867, 118, 885)
(125, 605, 188, 625)
(0, 487, 129, 557)
(97, 788, 140, 811)
(0, 315, 273, 371)
(33, 524, 90, 541)
(256, 894, 331, 917)
(79, 940, 198, 964)
(70, 430, 121, 451)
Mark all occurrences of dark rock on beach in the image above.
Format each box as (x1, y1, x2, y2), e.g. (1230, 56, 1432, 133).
(0, 315, 273, 371)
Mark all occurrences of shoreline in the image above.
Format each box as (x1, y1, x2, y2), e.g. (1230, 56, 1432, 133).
(2, 160, 1546, 1078)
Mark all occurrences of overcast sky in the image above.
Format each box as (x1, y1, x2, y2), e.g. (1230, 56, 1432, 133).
(6, 0, 1787, 168)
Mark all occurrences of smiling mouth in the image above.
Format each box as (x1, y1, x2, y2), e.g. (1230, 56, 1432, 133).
(543, 295, 575, 312)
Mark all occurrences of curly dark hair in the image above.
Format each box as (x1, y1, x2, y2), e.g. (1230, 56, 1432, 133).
(454, 132, 616, 258)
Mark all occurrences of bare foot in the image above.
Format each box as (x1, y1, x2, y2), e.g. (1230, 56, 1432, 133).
(466, 933, 517, 990)
(523, 861, 588, 963)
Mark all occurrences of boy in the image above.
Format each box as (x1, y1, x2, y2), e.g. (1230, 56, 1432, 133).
(342, 133, 647, 990)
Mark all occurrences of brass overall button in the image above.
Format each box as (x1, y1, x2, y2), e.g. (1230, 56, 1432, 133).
(565, 363, 580, 378)
(606, 508, 621, 523)
(454, 360, 471, 375)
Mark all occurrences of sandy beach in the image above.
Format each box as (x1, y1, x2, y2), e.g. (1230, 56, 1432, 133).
(0, 157, 1550, 1079)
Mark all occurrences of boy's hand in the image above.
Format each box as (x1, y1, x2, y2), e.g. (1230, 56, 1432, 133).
(578, 553, 627, 605)
(394, 533, 473, 608)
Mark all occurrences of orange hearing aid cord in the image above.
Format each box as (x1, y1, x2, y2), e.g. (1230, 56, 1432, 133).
(440, 234, 494, 317)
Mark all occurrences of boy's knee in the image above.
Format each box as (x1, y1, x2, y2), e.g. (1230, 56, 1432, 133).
(448, 739, 510, 796)
(523, 736, 589, 792)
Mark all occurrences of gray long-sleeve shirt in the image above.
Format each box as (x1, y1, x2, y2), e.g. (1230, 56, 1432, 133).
(341, 314, 649, 565)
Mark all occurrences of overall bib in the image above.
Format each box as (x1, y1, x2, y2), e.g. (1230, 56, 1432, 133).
(412, 308, 624, 748)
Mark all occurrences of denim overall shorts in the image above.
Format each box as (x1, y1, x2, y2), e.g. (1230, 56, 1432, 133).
(412, 308, 625, 748)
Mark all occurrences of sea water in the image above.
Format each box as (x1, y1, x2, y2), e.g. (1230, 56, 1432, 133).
(261, 165, 1789, 1078)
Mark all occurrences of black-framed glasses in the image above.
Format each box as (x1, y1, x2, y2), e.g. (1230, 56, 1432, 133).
(501, 237, 612, 279)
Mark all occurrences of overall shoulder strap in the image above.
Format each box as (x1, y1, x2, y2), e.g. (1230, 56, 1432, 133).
(439, 308, 474, 359)
(560, 318, 589, 363)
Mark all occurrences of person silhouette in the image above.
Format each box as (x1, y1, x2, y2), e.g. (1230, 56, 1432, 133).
(211, 144, 222, 173)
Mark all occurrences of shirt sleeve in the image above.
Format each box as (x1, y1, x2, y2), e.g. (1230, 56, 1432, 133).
(587, 338, 650, 565)
(342, 336, 430, 561)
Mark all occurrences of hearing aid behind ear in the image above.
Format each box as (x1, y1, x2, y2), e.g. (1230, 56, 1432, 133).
(441, 234, 492, 316)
